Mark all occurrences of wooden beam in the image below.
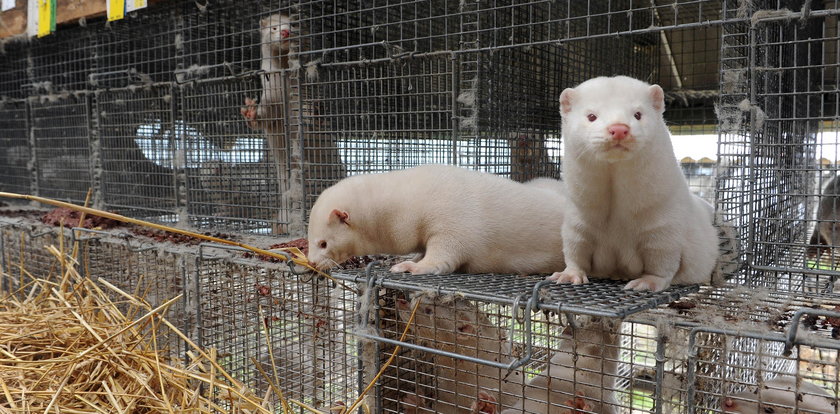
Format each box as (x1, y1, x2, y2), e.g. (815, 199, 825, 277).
(0, 0, 26, 38)
(1, 0, 109, 39)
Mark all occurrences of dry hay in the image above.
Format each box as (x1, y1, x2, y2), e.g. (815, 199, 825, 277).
(0, 244, 268, 413)
(0, 192, 410, 414)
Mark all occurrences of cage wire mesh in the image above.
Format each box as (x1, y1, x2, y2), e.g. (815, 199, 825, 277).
(351, 285, 630, 414)
(72, 228, 190, 359)
(333, 266, 701, 413)
(195, 245, 359, 410)
(0, 101, 29, 195)
(0, 0, 732, 234)
(0, 223, 68, 294)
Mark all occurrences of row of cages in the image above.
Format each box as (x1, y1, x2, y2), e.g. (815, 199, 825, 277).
(6, 1, 840, 293)
(0, 0, 729, 237)
(0, 220, 838, 413)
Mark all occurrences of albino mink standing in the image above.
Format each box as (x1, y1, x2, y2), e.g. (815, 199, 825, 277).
(241, 13, 293, 132)
(722, 376, 835, 414)
(550, 76, 718, 292)
(239, 14, 297, 233)
(306, 164, 567, 274)
(239, 14, 345, 234)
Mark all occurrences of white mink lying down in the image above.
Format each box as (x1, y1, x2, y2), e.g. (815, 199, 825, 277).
(549, 76, 719, 292)
(722, 376, 836, 414)
(307, 164, 566, 275)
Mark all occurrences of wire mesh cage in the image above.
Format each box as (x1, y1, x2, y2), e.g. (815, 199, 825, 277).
(3, 0, 840, 412)
(73, 228, 191, 358)
(0, 0, 731, 236)
(0, 222, 68, 293)
(195, 244, 360, 410)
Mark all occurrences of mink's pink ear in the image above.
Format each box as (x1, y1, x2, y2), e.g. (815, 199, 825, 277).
(649, 84, 665, 113)
(395, 298, 409, 311)
(329, 209, 349, 225)
(560, 88, 577, 114)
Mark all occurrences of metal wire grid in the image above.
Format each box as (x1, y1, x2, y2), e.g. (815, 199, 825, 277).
(292, 1, 723, 62)
(686, 335, 840, 414)
(182, 80, 286, 231)
(99, 87, 179, 218)
(358, 286, 837, 414)
(30, 97, 92, 204)
(24, 34, 93, 204)
(74, 229, 189, 358)
(359, 288, 630, 413)
(630, 284, 840, 412)
(0, 0, 731, 238)
(195, 246, 359, 410)
(0, 39, 29, 101)
(0, 102, 31, 195)
(714, 0, 840, 292)
(0, 223, 68, 296)
(93, 6, 187, 222)
(177, 2, 293, 231)
(713, 0, 752, 287)
(27, 30, 93, 95)
(93, 9, 178, 88)
(295, 1, 460, 64)
(459, 46, 565, 180)
(334, 266, 699, 319)
(311, 56, 455, 172)
(336, 268, 840, 413)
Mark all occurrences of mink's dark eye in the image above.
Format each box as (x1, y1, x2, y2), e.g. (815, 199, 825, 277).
(424, 307, 434, 315)
(587, 114, 597, 122)
(319, 241, 327, 249)
(634, 112, 642, 120)
(763, 407, 774, 414)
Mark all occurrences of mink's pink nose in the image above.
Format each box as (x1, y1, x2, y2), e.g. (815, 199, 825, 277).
(281, 29, 290, 39)
(608, 124, 630, 141)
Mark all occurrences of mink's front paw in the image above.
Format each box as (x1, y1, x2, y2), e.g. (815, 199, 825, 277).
(241, 97, 259, 129)
(547, 269, 589, 285)
(389, 260, 417, 274)
(623, 274, 669, 292)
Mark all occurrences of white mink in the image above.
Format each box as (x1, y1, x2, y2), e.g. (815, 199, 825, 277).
(307, 164, 566, 275)
(472, 316, 621, 414)
(722, 376, 836, 414)
(238, 14, 345, 235)
(549, 76, 718, 292)
(241, 13, 293, 131)
(395, 295, 527, 414)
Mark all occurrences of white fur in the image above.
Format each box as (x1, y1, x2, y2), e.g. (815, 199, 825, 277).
(722, 376, 836, 414)
(242, 14, 294, 131)
(307, 164, 566, 275)
(240, 14, 345, 235)
(550, 76, 718, 292)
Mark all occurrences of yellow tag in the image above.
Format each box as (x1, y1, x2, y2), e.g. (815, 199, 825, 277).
(107, 0, 125, 21)
(36, 0, 51, 37)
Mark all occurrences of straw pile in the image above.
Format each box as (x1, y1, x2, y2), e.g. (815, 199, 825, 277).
(0, 245, 268, 413)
